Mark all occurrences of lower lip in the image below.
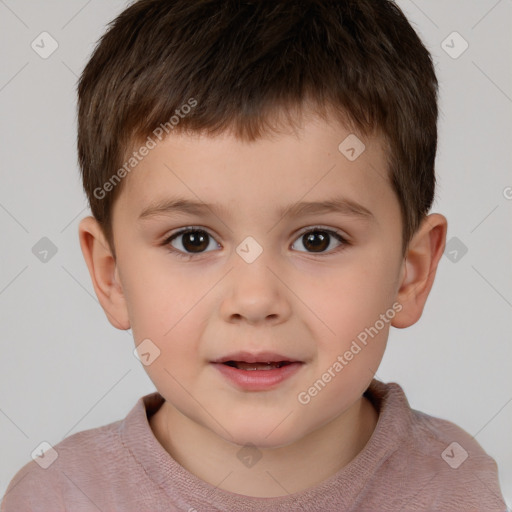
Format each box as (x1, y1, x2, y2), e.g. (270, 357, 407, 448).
(211, 362, 303, 391)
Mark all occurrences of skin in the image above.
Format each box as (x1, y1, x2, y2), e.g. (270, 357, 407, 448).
(79, 112, 447, 497)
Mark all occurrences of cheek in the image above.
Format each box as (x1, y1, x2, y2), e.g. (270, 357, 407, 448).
(298, 253, 398, 354)
(318, 255, 397, 311)
(121, 253, 204, 338)
(130, 296, 205, 401)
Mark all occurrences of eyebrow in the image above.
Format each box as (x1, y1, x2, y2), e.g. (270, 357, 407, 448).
(138, 195, 375, 222)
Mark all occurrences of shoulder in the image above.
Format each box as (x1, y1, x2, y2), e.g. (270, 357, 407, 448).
(409, 409, 505, 510)
(375, 381, 507, 510)
(406, 403, 499, 479)
(1, 418, 124, 511)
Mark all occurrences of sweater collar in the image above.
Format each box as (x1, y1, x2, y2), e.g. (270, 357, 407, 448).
(119, 378, 412, 511)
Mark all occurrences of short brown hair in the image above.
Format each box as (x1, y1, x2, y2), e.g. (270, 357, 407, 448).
(77, 0, 438, 259)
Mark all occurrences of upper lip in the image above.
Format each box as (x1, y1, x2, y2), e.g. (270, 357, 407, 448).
(212, 351, 302, 364)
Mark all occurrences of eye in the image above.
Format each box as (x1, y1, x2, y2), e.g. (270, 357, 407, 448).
(163, 226, 349, 259)
(164, 227, 220, 259)
(291, 227, 348, 255)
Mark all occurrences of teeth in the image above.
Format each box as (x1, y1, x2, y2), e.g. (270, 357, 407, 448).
(228, 361, 289, 370)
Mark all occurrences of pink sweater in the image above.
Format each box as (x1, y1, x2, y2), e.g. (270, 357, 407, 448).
(1, 379, 506, 511)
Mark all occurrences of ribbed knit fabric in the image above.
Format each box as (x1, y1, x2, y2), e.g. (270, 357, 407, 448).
(1, 379, 507, 511)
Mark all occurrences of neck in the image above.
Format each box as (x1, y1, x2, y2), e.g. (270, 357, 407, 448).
(150, 394, 378, 497)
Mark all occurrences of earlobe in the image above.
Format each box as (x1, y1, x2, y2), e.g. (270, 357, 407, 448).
(78, 216, 131, 330)
(391, 213, 448, 329)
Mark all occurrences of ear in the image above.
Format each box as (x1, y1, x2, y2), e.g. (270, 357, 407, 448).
(392, 213, 448, 329)
(78, 216, 130, 330)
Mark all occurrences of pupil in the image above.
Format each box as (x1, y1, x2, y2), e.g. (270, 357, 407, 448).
(180, 230, 330, 254)
(304, 231, 328, 252)
(183, 231, 208, 252)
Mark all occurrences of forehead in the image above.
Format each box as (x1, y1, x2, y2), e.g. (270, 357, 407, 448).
(116, 115, 396, 225)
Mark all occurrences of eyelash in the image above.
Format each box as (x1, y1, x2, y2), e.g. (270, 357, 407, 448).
(162, 226, 350, 260)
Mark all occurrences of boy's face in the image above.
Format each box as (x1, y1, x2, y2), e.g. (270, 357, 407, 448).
(84, 113, 434, 449)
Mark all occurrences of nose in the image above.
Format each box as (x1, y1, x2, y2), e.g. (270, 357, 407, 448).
(219, 249, 292, 326)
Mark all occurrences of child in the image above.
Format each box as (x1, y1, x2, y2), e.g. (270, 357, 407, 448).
(2, 0, 507, 510)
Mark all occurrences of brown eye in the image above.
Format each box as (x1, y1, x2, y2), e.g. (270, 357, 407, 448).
(292, 228, 347, 254)
(164, 226, 348, 260)
(166, 228, 219, 255)
(303, 231, 329, 252)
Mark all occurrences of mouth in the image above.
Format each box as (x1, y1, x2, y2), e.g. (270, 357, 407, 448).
(212, 351, 303, 368)
(211, 352, 304, 390)
(221, 360, 295, 370)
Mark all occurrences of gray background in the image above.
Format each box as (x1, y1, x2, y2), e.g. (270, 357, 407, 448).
(1, 0, 511, 506)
